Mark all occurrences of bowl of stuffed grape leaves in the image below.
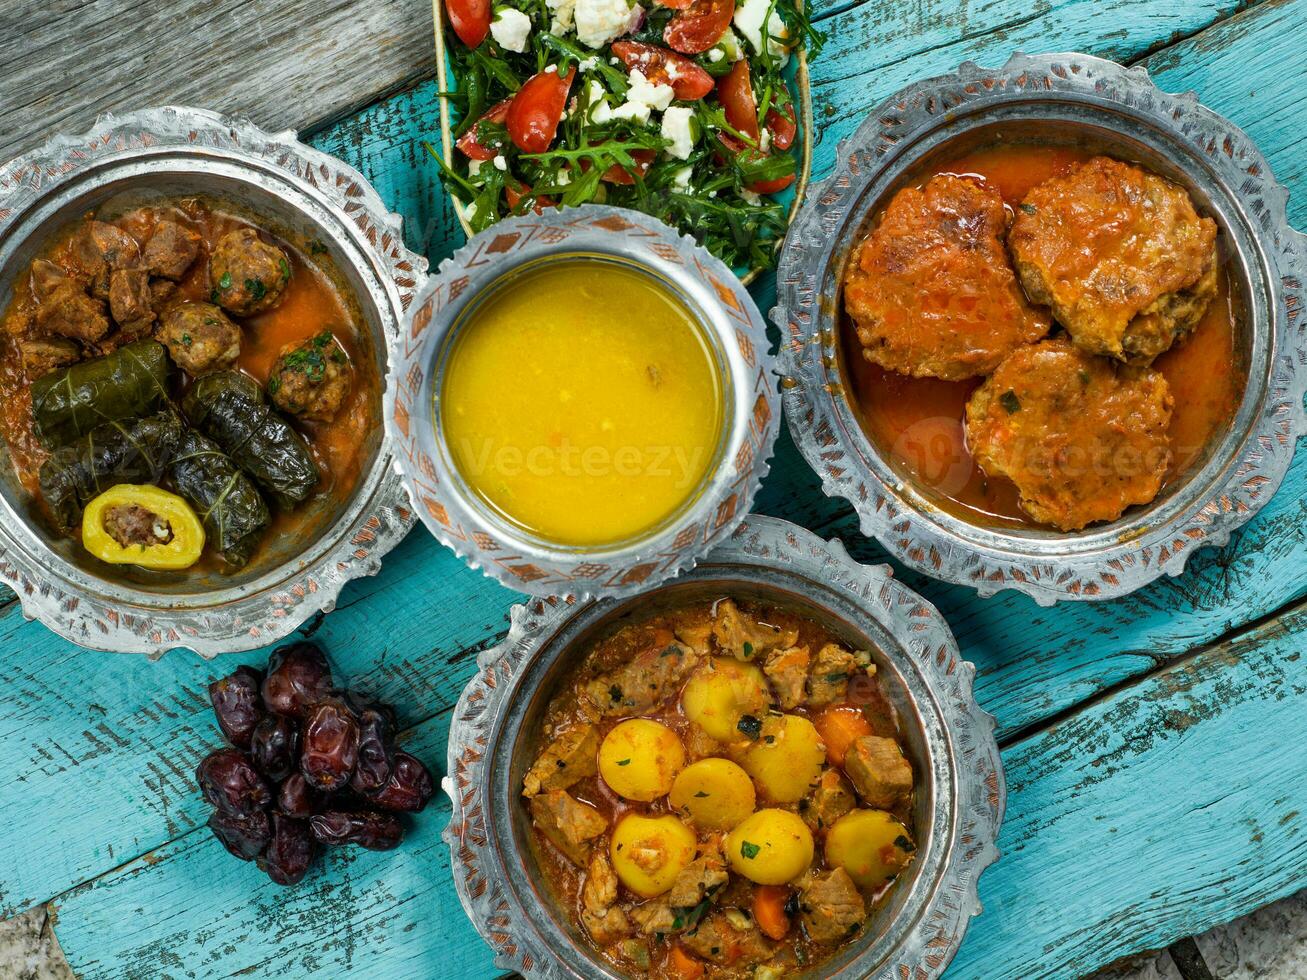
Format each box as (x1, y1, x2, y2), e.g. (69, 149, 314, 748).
(0, 107, 423, 654)
(444, 515, 1004, 979)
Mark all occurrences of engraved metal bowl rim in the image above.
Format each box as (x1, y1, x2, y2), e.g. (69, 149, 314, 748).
(0, 106, 423, 656)
(775, 51, 1307, 605)
(442, 513, 1005, 979)
(384, 204, 781, 600)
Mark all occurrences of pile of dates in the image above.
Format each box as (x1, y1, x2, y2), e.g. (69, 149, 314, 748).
(196, 641, 435, 885)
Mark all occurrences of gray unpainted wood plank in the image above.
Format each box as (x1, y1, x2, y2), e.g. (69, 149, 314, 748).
(0, 0, 437, 162)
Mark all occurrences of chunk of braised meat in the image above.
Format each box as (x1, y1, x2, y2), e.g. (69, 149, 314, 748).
(801, 768, 856, 832)
(149, 279, 178, 310)
(19, 337, 80, 380)
(682, 911, 774, 966)
(522, 722, 599, 797)
(209, 665, 266, 750)
(196, 748, 272, 818)
(250, 714, 300, 782)
(712, 599, 798, 661)
(277, 773, 318, 819)
(843, 735, 914, 809)
(262, 642, 334, 716)
(70, 220, 141, 299)
(630, 901, 678, 936)
(142, 219, 201, 280)
(300, 698, 359, 792)
(808, 643, 860, 707)
(668, 835, 729, 908)
(582, 628, 697, 718)
(108, 267, 154, 332)
(367, 751, 435, 813)
(670, 608, 715, 657)
(35, 280, 110, 343)
(260, 813, 315, 886)
(30, 259, 72, 301)
(209, 226, 291, 316)
(155, 301, 241, 376)
(799, 867, 866, 944)
(309, 810, 404, 851)
(208, 807, 270, 861)
(682, 722, 723, 763)
(763, 644, 810, 709)
(349, 706, 395, 794)
(581, 849, 631, 944)
(528, 789, 606, 866)
(267, 330, 353, 422)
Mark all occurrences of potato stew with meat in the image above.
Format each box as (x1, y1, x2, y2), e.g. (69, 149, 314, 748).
(0, 198, 375, 576)
(522, 598, 917, 978)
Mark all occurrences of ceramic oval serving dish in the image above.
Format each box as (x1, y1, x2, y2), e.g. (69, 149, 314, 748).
(776, 51, 1307, 605)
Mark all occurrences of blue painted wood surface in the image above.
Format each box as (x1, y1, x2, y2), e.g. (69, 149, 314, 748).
(1, 0, 1304, 977)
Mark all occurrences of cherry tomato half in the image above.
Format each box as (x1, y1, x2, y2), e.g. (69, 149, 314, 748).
(611, 41, 714, 100)
(719, 133, 796, 195)
(505, 181, 557, 214)
(665, 0, 735, 55)
(506, 67, 576, 154)
(455, 99, 513, 160)
(717, 60, 759, 141)
(766, 101, 797, 151)
(601, 149, 657, 185)
(446, 0, 491, 48)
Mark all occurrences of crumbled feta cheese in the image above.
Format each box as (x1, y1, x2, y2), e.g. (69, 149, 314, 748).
(671, 165, 693, 188)
(610, 100, 651, 124)
(741, 189, 762, 205)
(707, 48, 725, 63)
(661, 106, 696, 160)
(493, 154, 509, 171)
(464, 200, 478, 222)
(759, 127, 771, 153)
(586, 79, 614, 123)
(545, 63, 558, 73)
(547, 0, 575, 33)
(490, 8, 532, 53)
(557, 168, 573, 186)
(579, 55, 599, 71)
(609, 56, 620, 65)
(627, 69, 675, 112)
(468, 158, 486, 177)
(575, 0, 641, 48)
(733, 0, 790, 63)
(714, 28, 746, 62)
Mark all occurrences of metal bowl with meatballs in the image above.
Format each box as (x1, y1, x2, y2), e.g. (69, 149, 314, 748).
(0, 107, 422, 654)
(777, 52, 1307, 604)
(444, 515, 1003, 979)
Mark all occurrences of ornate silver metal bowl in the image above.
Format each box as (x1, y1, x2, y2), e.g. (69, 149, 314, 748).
(386, 205, 779, 599)
(443, 514, 1004, 979)
(0, 106, 422, 655)
(777, 52, 1307, 605)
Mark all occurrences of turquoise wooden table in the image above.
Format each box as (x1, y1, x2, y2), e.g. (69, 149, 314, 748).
(3, 1, 1306, 977)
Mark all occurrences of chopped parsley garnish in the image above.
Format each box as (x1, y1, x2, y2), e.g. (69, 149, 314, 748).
(278, 257, 291, 283)
(894, 835, 916, 853)
(245, 278, 267, 301)
(217, 272, 232, 290)
(1019, 203, 1038, 215)
(1000, 390, 1022, 414)
(739, 840, 761, 860)
(737, 714, 762, 739)
(694, 790, 709, 798)
(181, 333, 192, 347)
(742, 641, 754, 658)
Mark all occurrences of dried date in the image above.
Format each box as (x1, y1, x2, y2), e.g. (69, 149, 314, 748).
(208, 808, 270, 861)
(367, 752, 435, 813)
(300, 699, 359, 792)
(208, 665, 265, 749)
(250, 714, 300, 782)
(349, 707, 395, 794)
(260, 813, 315, 885)
(261, 642, 333, 717)
(196, 748, 271, 818)
(309, 810, 404, 851)
(277, 773, 318, 819)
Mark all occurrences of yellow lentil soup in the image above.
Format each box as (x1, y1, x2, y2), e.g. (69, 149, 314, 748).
(440, 260, 725, 546)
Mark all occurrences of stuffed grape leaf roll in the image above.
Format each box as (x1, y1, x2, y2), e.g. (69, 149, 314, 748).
(31, 339, 172, 446)
(169, 429, 271, 567)
(182, 371, 319, 510)
(38, 410, 185, 531)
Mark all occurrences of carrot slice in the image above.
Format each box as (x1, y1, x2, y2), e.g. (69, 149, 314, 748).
(812, 703, 874, 766)
(753, 884, 791, 940)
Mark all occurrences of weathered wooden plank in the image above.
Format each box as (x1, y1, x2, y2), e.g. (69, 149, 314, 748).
(42, 589, 1307, 978)
(0, 0, 437, 163)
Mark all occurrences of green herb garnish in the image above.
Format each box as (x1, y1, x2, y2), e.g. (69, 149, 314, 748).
(1000, 390, 1022, 414)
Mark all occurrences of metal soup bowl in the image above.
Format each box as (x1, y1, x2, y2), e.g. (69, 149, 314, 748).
(444, 514, 1004, 979)
(777, 52, 1307, 605)
(0, 107, 422, 655)
(386, 205, 780, 599)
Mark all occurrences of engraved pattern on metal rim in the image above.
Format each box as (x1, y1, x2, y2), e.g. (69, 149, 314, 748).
(443, 514, 1004, 979)
(0, 106, 423, 656)
(387, 205, 780, 599)
(775, 52, 1307, 605)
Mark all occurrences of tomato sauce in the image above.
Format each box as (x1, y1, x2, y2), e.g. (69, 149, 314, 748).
(841, 144, 1245, 528)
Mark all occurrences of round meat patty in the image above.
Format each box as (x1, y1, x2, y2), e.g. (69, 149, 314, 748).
(209, 227, 291, 316)
(267, 330, 353, 422)
(156, 301, 241, 376)
(844, 174, 1051, 381)
(1009, 156, 1219, 365)
(964, 337, 1174, 531)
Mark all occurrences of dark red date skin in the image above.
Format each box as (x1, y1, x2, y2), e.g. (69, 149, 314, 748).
(262, 642, 333, 717)
(250, 715, 300, 783)
(349, 707, 395, 794)
(196, 749, 272, 818)
(260, 813, 315, 885)
(209, 665, 265, 749)
(309, 810, 404, 851)
(300, 699, 359, 792)
(208, 808, 270, 861)
(367, 751, 435, 813)
(277, 773, 319, 819)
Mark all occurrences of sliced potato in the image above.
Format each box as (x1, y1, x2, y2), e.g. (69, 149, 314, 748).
(610, 813, 697, 898)
(681, 657, 771, 742)
(725, 808, 814, 885)
(824, 808, 914, 890)
(598, 718, 685, 802)
(742, 714, 826, 803)
(669, 757, 756, 830)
